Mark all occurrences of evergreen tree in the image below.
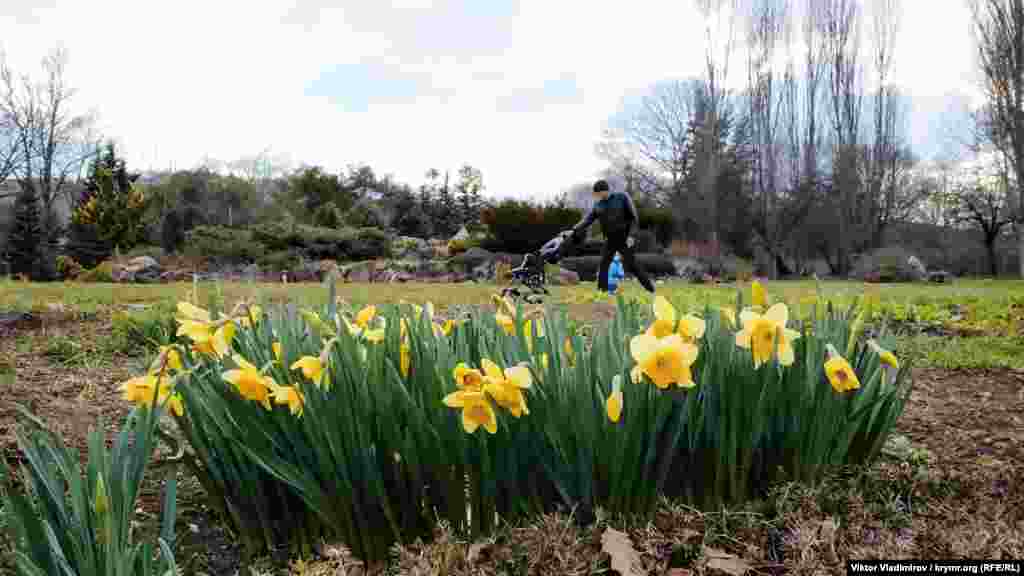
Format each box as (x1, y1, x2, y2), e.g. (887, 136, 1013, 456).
(455, 164, 484, 232)
(67, 142, 146, 267)
(5, 186, 44, 277)
(436, 170, 458, 236)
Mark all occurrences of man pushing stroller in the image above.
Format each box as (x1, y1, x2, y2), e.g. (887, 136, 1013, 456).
(566, 179, 656, 294)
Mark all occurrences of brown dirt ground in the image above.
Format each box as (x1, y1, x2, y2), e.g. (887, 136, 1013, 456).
(1, 312, 1022, 575)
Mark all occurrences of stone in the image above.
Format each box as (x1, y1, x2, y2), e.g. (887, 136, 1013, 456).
(450, 226, 470, 241)
(906, 255, 927, 281)
(116, 255, 163, 283)
(549, 267, 580, 286)
(672, 257, 709, 281)
(450, 247, 495, 272)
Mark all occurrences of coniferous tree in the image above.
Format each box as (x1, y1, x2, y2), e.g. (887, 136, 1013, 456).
(455, 164, 484, 232)
(436, 170, 458, 236)
(5, 186, 44, 277)
(67, 142, 146, 267)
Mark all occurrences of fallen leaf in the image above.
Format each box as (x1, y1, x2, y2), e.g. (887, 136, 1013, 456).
(703, 547, 752, 575)
(602, 527, 646, 576)
(467, 542, 490, 563)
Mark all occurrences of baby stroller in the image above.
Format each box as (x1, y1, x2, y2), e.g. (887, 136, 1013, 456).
(501, 230, 575, 304)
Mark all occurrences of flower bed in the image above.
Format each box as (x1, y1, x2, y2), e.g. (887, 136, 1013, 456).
(115, 280, 912, 563)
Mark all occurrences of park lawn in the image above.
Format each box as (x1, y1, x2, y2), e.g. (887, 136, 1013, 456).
(1, 277, 1023, 574)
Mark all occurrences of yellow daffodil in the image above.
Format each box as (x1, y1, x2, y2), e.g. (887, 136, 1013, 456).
(152, 345, 183, 373)
(239, 304, 262, 328)
(119, 373, 183, 415)
(735, 303, 801, 368)
(443, 389, 498, 434)
(400, 342, 411, 377)
(867, 340, 899, 370)
(629, 333, 699, 389)
(454, 363, 485, 389)
(523, 318, 544, 352)
(824, 355, 861, 392)
(481, 359, 532, 417)
(752, 280, 767, 308)
(302, 309, 337, 338)
(222, 355, 274, 410)
(94, 476, 109, 515)
(441, 319, 458, 336)
(677, 314, 706, 342)
(491, 293, 516, 316)
(291, 356, 325, 388)
(176, 301, 211, 323)
(354, 305, 376, 329)
(270, 384, 305, 417)
(606, 375, 623, 423)
(645, 295, 677, 338)
(719, 306, 736, 328)
(272, 342, 283, 363)
(630, 365, 644, 384)
(495, 312, 515, 336)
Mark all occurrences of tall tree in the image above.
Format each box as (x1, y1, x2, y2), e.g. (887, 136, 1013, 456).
(4, 185, 43, 277)
(950, 158, 1016, 276)
(822, 0, 863, 275)
(969, 0, 1024, 277)
(456, 164, 484, 231)
(0, 47, 99, 236)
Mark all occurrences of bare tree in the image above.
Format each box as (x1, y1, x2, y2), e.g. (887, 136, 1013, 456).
(0, 47, 99, 233)
(599, 79, 700, 215)
(822, 0, 863, 275)
(969, 0, 1024, 277)
(746, 0, 789, 277)
(950, 156, 1017, 276)
(863, 0, 903, 248)
(695, 0, 740, 266)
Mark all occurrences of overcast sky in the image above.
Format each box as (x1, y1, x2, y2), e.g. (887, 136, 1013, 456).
(2, 0, 981, 200)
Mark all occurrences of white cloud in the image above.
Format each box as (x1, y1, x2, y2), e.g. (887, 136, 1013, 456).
(0, 0, 982, 200)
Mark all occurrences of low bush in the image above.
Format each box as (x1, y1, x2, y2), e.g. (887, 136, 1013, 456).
(110, 305, 179, 356)
(347, 227, 392, 260)
(480, 199, 582, 254)
(76, 261, 115, 283)
(55, 254, 84, 280)
(184, 226, 265, 264)
(249, 222, 390, 261)
(257, 249, 306, 272)
(560, 254, 677, 280)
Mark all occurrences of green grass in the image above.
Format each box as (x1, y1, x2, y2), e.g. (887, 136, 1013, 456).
(5, 278, 1024, 371)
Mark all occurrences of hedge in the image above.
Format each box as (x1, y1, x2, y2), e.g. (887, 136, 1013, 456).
(184, 223, 392, 264)
(559, 254, 677, 280)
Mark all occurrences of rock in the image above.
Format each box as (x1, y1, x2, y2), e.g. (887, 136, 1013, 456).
(394, 237, 432, 260)
(450, 226, 470, 241)
(116, 255, 163, 283)
(672, 257, 709, 281)
(549, 267, 580, 286)
(472, 260, 496, 281)
(450, 247, 495, 272)
(906, 255, 927, 281)
(343, 261, 375, 283)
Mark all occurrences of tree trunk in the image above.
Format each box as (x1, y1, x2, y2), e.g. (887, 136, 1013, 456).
(1018, 224, 1024, 278)
(987, 237, 1000, 277)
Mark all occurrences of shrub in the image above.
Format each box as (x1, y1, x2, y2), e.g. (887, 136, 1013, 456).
(344, 203, 385, 228)
(161, 210, 184, 254)
(123, 282, 909, 565)
(184, 226, 266, 264)
(312, 203, 344, 229)
(447, 237, 480, 256)
(346, 227, 392, 260)
(110, 305, 179, 356)
(55, 255, 84, 280)
(0, 403, 178, 576)
(560, 254, 677, 280)
(480, 199, 582, 254)
(250, 220, 304, 252)
(257, 250, 305, 272)
(125, 244, 164, 260)
(76, 261, 115, 283)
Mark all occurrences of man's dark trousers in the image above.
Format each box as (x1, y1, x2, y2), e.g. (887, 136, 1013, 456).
(598, 231, 655, 293)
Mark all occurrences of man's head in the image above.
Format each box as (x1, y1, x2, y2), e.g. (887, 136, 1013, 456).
(592, 179, 610, 200)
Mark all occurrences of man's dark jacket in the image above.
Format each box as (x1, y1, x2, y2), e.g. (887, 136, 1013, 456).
(572, 190, 640, 239)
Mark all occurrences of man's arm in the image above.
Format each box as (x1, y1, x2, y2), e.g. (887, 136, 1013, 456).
(572, 206, 597, 239)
